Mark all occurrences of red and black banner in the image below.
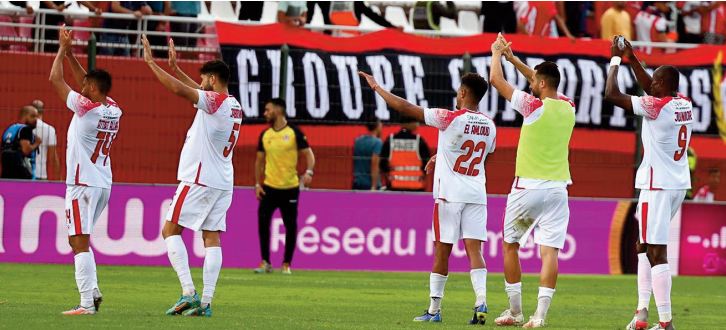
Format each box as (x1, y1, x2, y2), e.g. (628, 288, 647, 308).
(218, 22, 724, 135)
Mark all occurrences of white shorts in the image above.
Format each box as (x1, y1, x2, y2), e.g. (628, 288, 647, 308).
(432, 200, 487, 244)
(635, 189, 686, 245)
(503, 187, 569, 249)
(166, 182, 232, 232)
(65, 185, 111, 236)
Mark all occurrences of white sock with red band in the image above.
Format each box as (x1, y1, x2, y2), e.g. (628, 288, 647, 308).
(202, 247, 222, 306)
(651, 264, 672, 323)
(74, 252, 95, 308)
(165, 235, 195, 296)
(637, 253, 652, 311)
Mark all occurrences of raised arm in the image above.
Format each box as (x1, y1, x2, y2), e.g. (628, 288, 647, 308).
(168, 38, 200, 89)
(141, 34, 199, 104)
(64, 47, 87, 88)
(499, 33, 535, 84)
(604, 36, 633, 112)
(48, 26, 72, 102)
(489, 37, 515, 101)
(358, 71, 425, 122)
(623, 38, 653, 94)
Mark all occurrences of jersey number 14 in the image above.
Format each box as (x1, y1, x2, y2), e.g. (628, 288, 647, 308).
(91, 131, 116, 165)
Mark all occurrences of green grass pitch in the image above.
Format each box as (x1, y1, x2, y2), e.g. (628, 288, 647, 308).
(1, 263, 725, 329)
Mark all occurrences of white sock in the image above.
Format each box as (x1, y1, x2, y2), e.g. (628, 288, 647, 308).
(165, 235, 195, 296)
(651, 264, 672, 323)
(534, 287, 555, 320)
(470, 268, 487, 307)
(637, 253, 652, 311)
(74, 252, 95, 308)
(202, 247, 222, 306)
(505, 281, 522, 315)
(88, 249, 101, 297)
(428, 273, 447, 314)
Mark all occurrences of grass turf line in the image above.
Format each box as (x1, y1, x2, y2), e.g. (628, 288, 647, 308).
(1, 263, 724, 329)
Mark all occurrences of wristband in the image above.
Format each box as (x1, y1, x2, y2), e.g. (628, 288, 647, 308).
(610, 56, 622, 67)
(305, 169, 314, 176)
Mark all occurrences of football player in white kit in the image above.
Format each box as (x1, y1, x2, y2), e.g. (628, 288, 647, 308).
(49, 26, 121, 315)
(489, 34, 576, 328)
(141, 35, 243, 317)
(359, 71, 497, 325)
(605, 36, 692, 330)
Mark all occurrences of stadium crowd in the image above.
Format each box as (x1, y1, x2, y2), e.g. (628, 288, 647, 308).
(2, 1, 726, 56)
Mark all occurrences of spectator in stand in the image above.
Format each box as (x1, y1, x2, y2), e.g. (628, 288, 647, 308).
(561, 1, 592, 37)
(277, 1, 308, 28)
(352, 120, 383, 191)
(517, 1, 575, 40)
(380, 117, 430, 192)
(411, 1, 457, 31)
(481, 1, 517, 33)
(145, 1, 169, 57)
(308, 2, 400, 36)
(30, 100, 59, 180)
(167, 1, 210, 50)
(306, 1, 332, 25)
(1, 106, 41, 179)
(100, 2, 152, 56)
(678, 2, 725, 44)
(634, 2, 674, 54)
(40, 1, 67, 52)
(601, 1, 632, 40)
(235, 1, 264, 21)
(693, 168, 721, 202)
(1, 2, 33, 50)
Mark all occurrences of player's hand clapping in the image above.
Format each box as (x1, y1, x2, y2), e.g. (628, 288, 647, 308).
(611, 35, 626, 58)
(168, 38, 178, 69)
(491, 33, 512, 57)
(141, 34, 154, 64)
(497, 33, 515, 62)
(58, 25, 72, 51)
(358, 71, 379, 91)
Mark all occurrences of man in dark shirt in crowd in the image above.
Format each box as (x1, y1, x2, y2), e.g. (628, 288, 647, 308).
(100, 1, 152, 56)
(353, 120, 383, 190)
(2, 106, 41, 179)
(380, 117, 431, 191)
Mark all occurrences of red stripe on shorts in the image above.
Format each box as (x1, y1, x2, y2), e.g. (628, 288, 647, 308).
(171, 185, 191, 224)
(641, 202, 649, 243)
(433, 203, 440, 242)
(72, 199, 82, 235)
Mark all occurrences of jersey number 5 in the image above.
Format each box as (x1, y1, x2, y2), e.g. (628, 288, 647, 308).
(91, 131, 116, 165)
(673, 125, 688, 161)
(223, 123, 241, 157)
(453, 140, 487, 176)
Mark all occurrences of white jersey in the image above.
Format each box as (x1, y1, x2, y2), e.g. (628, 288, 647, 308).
(631, 93, 693, 190)
(424, 108, 497, 204)
(65, 90, 122, 189)
(634, 9, 667, 54)
(33, 118, 57, 179)
(177, 90, 242, 191)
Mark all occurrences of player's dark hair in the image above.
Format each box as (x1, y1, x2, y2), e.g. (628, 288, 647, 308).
(85, 69, 112, 94)
(267, 98, 286, 111)
(200, 60, 230, 84)
(460, 72, 489, 103)
(659, 65, 680, 93)
(534, 61, 560, 89)
(365, 120, 381, 131)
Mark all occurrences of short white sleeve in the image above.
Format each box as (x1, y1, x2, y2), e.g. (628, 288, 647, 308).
(654, 17, 667, 33)
(510, 89, 542, 118)
(65, 90, 97, 117)
(424, 108, 457, 130)
(631, 95, 666, 120)
(48, 125, 57, 146)
(66, 90, 81, 113)
(196, 90, 226, 114)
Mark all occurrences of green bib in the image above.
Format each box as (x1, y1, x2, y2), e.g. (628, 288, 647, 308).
(515, 98, 575, 181)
